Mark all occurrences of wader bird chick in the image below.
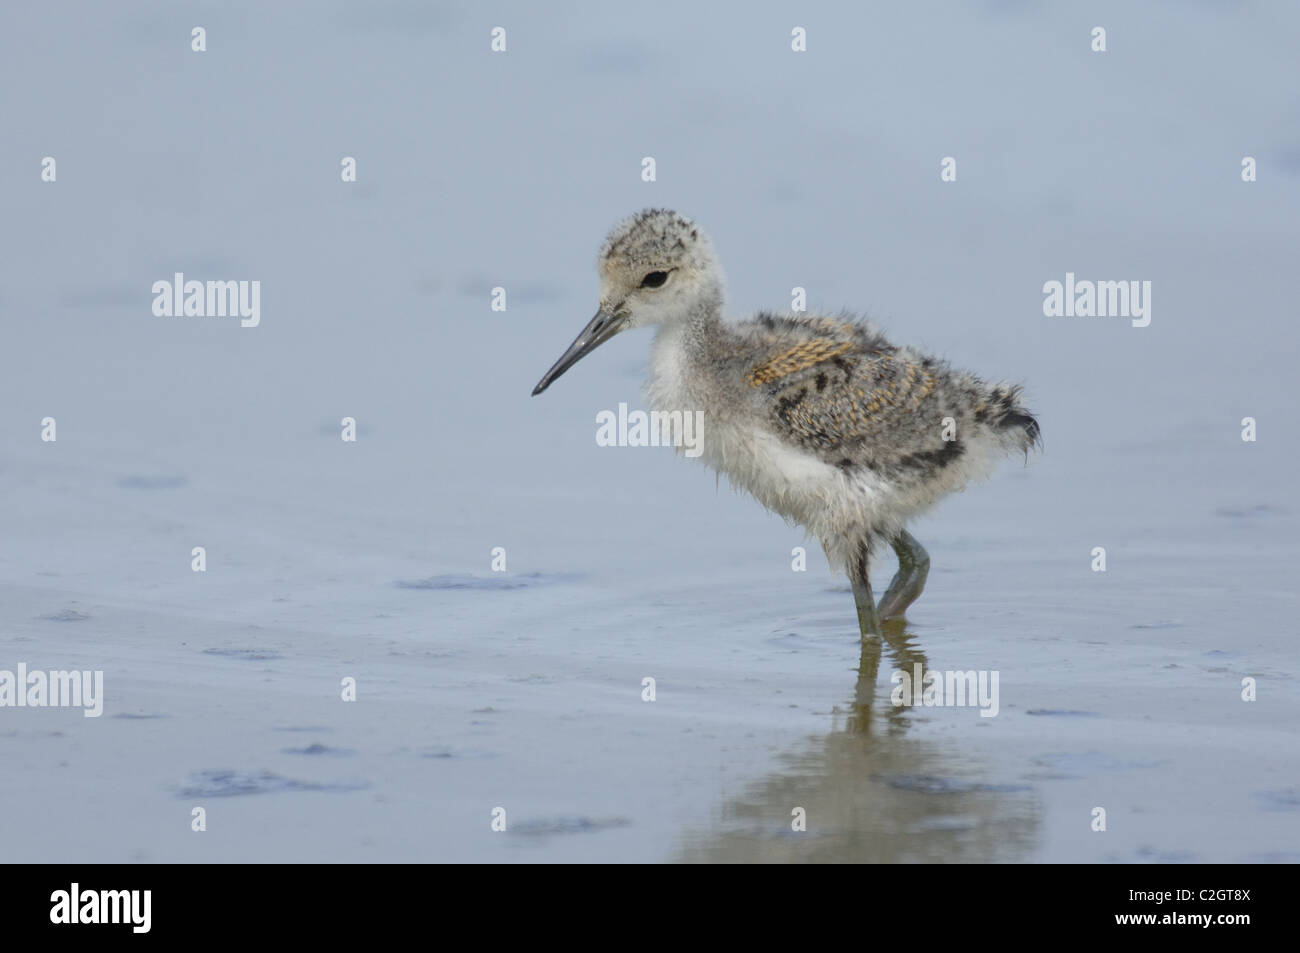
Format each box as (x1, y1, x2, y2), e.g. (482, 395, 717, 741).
(532, 209, 1040, 640)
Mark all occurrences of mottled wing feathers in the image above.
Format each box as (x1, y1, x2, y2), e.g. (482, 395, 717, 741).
(769, 354, 947, 466)
(779, 356, 942, 445)
(739, 312, 1038, 475)
(746, 336, 855, 386)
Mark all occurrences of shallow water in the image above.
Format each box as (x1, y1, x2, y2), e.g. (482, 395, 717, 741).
(1, 1, 1297, 862)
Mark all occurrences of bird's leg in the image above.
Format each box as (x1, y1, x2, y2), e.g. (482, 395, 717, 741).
(850, 540, 882, 642)
(876, 530, 930, 621)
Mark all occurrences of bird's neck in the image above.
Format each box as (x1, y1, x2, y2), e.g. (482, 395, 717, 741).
(647, 298, 726, 413)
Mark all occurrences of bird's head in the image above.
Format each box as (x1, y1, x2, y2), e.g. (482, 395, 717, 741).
(532, 209, 723, 395)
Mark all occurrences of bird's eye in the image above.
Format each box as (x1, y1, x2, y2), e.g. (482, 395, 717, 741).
(640, 271, 669, 289)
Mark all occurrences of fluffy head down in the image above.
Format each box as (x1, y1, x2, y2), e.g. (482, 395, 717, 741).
(596, 209, 724, 329)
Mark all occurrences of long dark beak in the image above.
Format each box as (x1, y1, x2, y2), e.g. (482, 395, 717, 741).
(531, 308, 625, 396)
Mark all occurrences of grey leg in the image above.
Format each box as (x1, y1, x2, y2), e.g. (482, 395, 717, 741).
(876, 530, 930, 621)
(850, 540, 882, 642)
